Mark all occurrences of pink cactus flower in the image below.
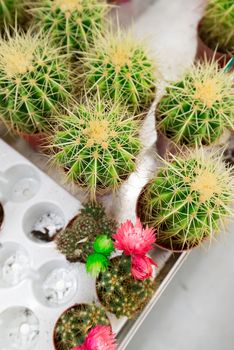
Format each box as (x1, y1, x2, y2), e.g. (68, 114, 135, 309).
(71, 326, 117, 350)
(113, 218, 156, 256)
(131, 255, 158, 281)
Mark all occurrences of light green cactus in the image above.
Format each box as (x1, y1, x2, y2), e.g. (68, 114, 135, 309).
(156, 61, 234, 147)
(200, 0, 234, 55)
(83, 28, 157, 112)
(0, 29, 73, 134)
(50, 98, 142, 198)
(139, 148, 234, 251)
(32, 0, 109, 54)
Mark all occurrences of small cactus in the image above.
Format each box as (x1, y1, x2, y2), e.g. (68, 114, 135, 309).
(138, 148, 234, 251)
(96, 255, 156, 319)
(56, 202, 117, 263)
(50, 98, 142, 198)
(0, 29, 73, 134)
(32, 0, 109, 54)
(0, 0, 27, 28)
(83, 29, 156, 112)
(53, 303, 110, 350)
(156, 61, 234, 147)
(199, 0, 234, 55)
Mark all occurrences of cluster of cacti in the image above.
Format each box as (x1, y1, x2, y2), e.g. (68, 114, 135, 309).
(83, 29, 156, 111)
(0, 29, 72, 134)
(51, 98, 142, 197)
(138, 148, 234, 251)
(156, 61, 234, 147)
(0, 0, 27, 28)
(56, 202, 117, 263)
(96, 255, 156, 319)
(32, 0, 109, 53)
(199, 0, 234, 55)
(54, 304, 110, 350)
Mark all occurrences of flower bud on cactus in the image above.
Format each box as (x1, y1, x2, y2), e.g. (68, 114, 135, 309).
(56, 202, 117, 263)
(96, 256, 156, 318)
(0, 0, 27, 27)
(32, 0, 109, 54)
(156, 61, 234, 147)
(83, 29, 156, 112)
(199, 0, 234, 55)
(50, 98, 142, 198)
(0, 29, 72, 134)
(54, 304, 110, 350)
(138, 148, 234, 251)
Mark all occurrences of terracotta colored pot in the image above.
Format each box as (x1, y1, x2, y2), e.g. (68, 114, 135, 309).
(196, 22, 233, 68)
(21, 132, 46, 151)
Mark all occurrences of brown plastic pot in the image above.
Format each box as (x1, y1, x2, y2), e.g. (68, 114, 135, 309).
(21, 132, 46, 151)
(196, 22, 233, 68)
(53, 303, 111, 350)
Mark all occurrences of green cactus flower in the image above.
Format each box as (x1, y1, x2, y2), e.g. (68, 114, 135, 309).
(93, 235, 114, 256)
(86, 252, 109, 276)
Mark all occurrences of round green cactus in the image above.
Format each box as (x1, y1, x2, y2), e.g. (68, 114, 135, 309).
(0, 29, 72, 134)
(139, 148, 234, 251)
(32, 0, 109, 54)
(0, 0, 27, 28)
(56, 202, 117, 263)
(83, 29, 156, 112)
(51, 99, 142, 197)
(96, 256, 156, 319)
(156, 61, 234, 147)
(54, 303, 110, 350)
(199, 0, 234, 55)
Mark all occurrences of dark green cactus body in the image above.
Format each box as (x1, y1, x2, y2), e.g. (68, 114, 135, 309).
(139, 149, 234, 251)
(96, 256, 156, 319)
(54, 304, 109, 350)
(0, 31, 72, 134)
(51, 100, 141, 197)
(56, 202, 117, 262)
(157, 62, 234, 147)
(84, 31, 156, 112)
(34, 0, 108, 53)
(200, 0, 234, 55)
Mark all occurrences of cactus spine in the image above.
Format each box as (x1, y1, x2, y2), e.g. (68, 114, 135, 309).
(96, 256, 156, 319)
(199, 0, 234, 55)
(139, 148, 234, 251)
(156, 61, 234, 147)
(83, 29, 156, 112)
(54, 304, 110, 350)
(50, 99, 142, 198)
(0, 0, 27, 28)
(56, 202, 117, 263)
(0, 29, 73, 134)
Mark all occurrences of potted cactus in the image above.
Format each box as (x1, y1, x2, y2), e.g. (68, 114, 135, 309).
(56, 202, 116, 263)
(95, 219, 157, 319)
(83, 28, 157, 112)
(32, 0, 109, 54)
(156, 61, 234, 157)
(50, 98, 142, 198)
(0, 29, 73, 149)
(137, 148, 234, 252)
(53, 303, 110, 350)
(0, 0, 29, 29)
(197, 0, 234, 66)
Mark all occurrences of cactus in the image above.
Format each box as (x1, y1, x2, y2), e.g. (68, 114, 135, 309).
(51, 99, 142, 198)
(83, 29, 156, 112)
(96, 256, 156, 319)
(138, 148, 234, 251)
(0, 29, 72, 134)
(56, 202, 117, 263)
(54, 303, 110, 350)
(199, 0, 234, 55)
(0, 0, 27, 28)
(32, 0, 109, 54)
(156, 61, 234, 147)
